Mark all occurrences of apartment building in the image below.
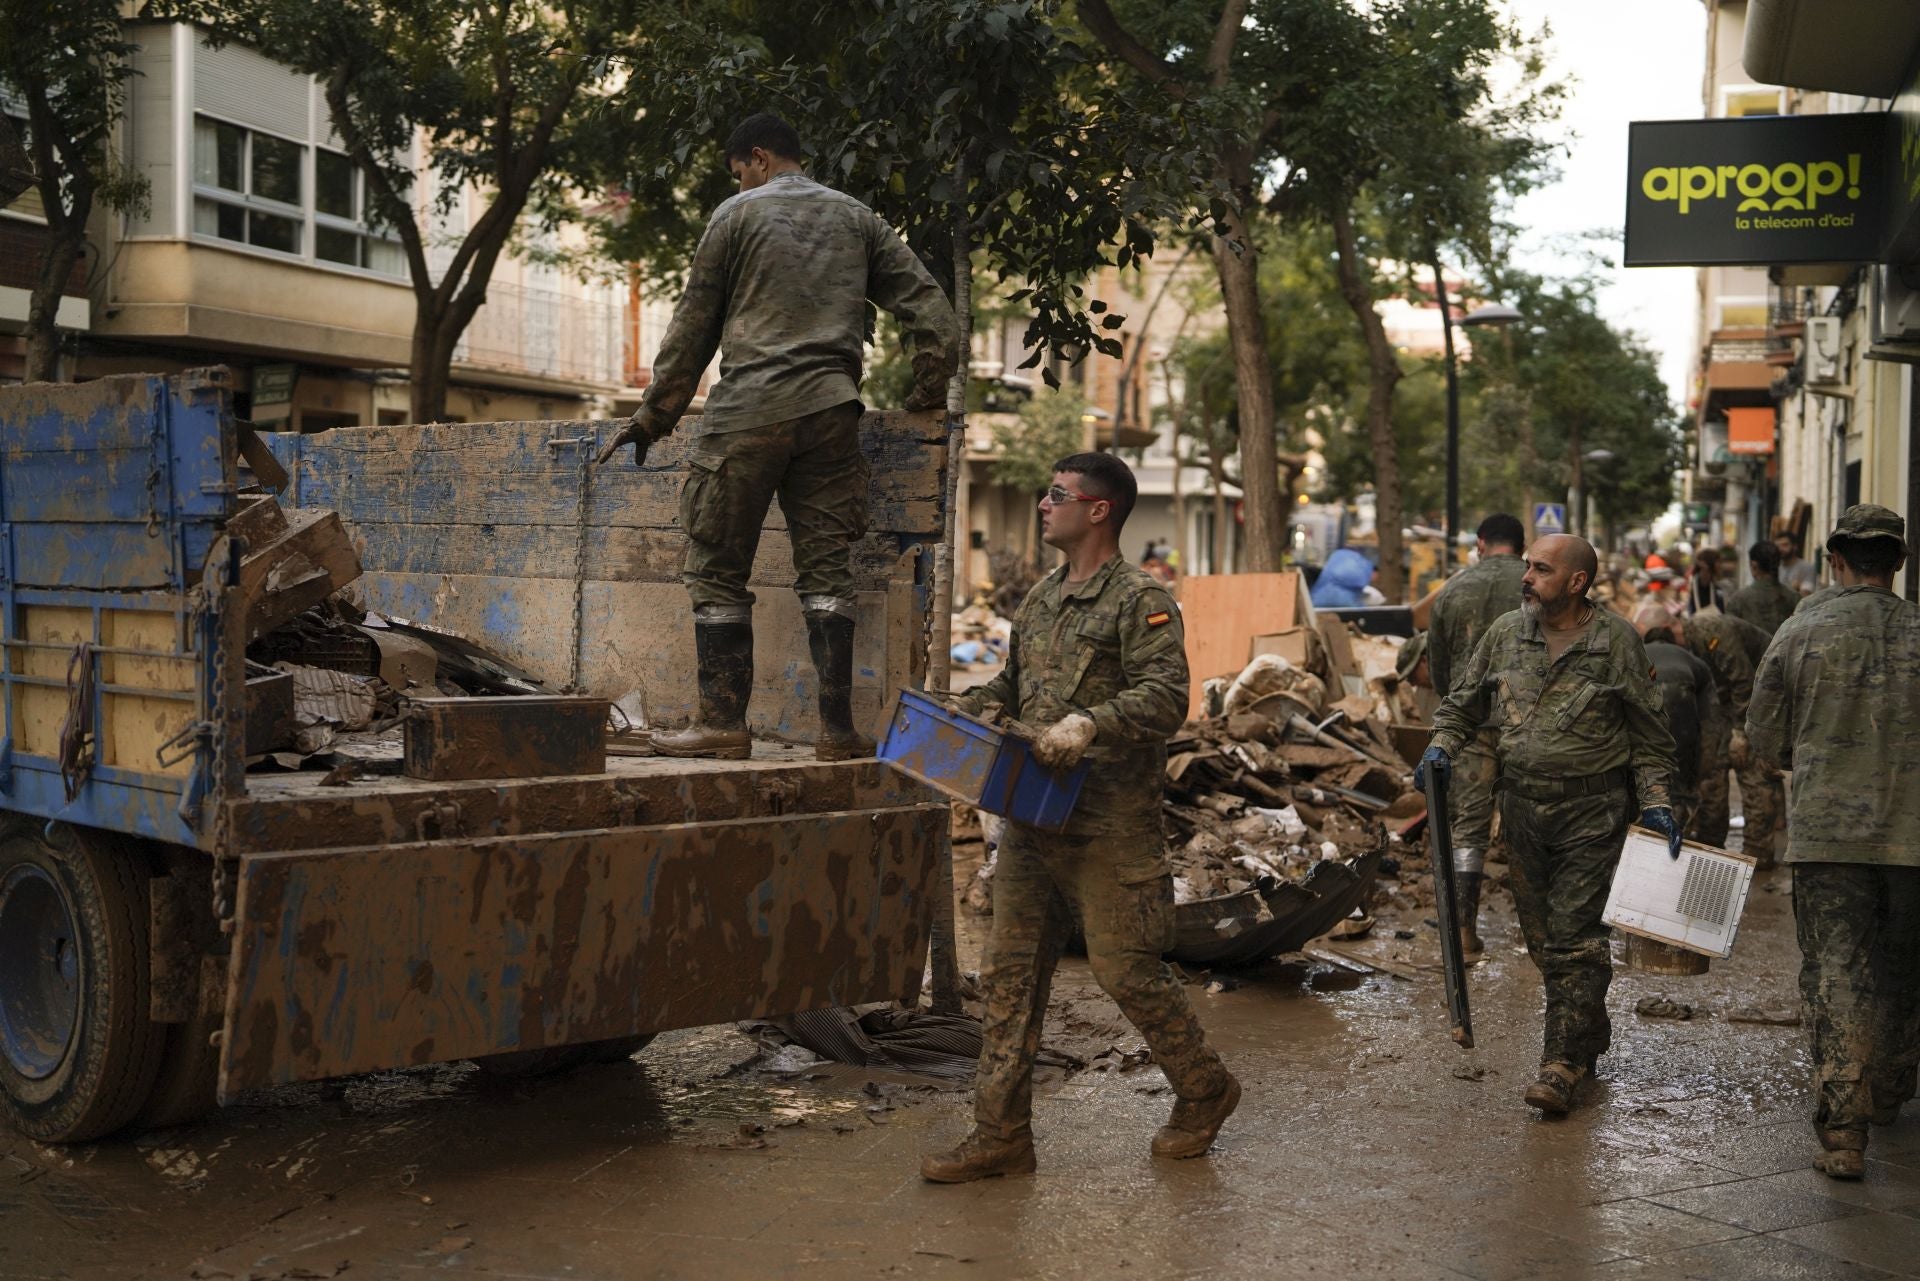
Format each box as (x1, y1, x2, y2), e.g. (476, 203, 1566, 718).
(4, 23, 630, 428)
(0, 93, 89, 381)
(1690, 1, 1919, 595)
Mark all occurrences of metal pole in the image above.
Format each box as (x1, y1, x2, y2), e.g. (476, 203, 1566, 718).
(1433, 260, 1462, 565)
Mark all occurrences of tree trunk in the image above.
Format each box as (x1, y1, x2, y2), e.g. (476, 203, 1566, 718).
(23, 224, 84, 383)
(1209, 443, 1228, 573)
(1329, 204, 1405, 600)
(1209, 194, 1284, 572)
(1166, 359, 1186, 576)
(408, 307, 454, 423)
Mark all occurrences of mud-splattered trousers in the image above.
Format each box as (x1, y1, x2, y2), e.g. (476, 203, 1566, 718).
(1451, 731, 1501, 854)
(1502, 784, 1634, 1069)
(1428, 555, 1525, 868)
(1691, 703, 1734, 847)
(679, 401, 868, 612)
(972, 820, 1228, 1140)
(1794, 864, 1920, 1141)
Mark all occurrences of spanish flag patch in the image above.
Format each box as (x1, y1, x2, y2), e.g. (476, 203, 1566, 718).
(1146, 610, 1172, 628)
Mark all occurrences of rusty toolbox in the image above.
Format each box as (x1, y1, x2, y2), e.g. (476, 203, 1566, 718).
(878, 688, 1089, 831)
(402, 694, 609, 781)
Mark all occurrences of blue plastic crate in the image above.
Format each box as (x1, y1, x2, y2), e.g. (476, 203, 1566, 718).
(878, 689, 1090, 832)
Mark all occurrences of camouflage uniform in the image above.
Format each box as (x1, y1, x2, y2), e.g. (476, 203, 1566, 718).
(1431, 607, 1675, 1069)
(1677, 610, 1754, 848)
(1647, 638, 1714, 833)
(1748, 554, 1920, 1150)
(628, 171, 960, 614)
(956, 555, 1228, 1140)
(1718, 611, 1785, 865)
(1726, 574, 1800, 638)
(1427, 553, 1527, 884)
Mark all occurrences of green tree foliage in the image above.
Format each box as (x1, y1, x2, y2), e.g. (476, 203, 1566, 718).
(0, 0, 152, 382)
(991, 385, 1089, 494)
(213, 0, 696, 421)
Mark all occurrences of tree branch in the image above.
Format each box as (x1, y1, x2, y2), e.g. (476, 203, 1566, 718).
(1077, 0, 1186, 95)
(1206, 0, 1249, 88)
(324, 69, 432, 302)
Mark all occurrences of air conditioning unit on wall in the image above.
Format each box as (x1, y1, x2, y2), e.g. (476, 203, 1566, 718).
(1804, 315, 1843, 385)
(1870, 265, 1920, 362)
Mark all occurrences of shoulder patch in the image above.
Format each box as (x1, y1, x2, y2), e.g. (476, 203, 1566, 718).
(1709, 637, 1720, 650)
(1146, 610, 1172, 628)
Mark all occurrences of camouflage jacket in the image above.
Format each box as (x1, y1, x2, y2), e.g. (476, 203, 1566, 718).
(633, 172, 960, 438)
(1725, 576, 1799, 637)
(1746, 585, 1920, 865)
(957, 555, 1187, 835)
(1648, 640, 1713, 787)
(1678, 610, 1755, 722)
(1428, 553, 1526, 697)
(1430, 605, 1676, 808)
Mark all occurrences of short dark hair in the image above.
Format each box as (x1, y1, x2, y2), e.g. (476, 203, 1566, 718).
(1053, 452, 1137, 528)
(1477, 513, 1524, 552)
(1748, 540, 1780, 575)
(1775, 528, 1803, 555)
(1645, 623, 1679, 646)
(1830, 534, 1905, 578)
(725, 113, 802, 165)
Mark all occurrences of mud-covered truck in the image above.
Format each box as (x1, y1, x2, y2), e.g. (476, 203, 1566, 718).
(0, 370, 949, 1142)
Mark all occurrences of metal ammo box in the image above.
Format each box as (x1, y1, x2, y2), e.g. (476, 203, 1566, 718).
(878, 688, 1089, 831)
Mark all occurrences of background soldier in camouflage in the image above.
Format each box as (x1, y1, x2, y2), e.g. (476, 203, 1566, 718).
(1422, 534, 1678, 1116)
(1748, 504, 1920, 1181)
(1426, 512, 1527, 956)
(596, 113, 960, 762)
(1643, 621, 1714, 832)
(1674, 599, 1754, 848)
(1727, 540, 1800, 637)
(922, 454, 1237, 1184)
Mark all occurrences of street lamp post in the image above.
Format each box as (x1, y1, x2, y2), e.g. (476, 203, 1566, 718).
(1432, 260, 1521, 565)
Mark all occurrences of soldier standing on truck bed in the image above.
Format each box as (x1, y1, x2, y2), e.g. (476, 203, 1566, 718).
(921, 453, 1238, 1183)
(1747, 505, 1920, 1181)
(1420, 534, 1680, 1117)
(596, 112, 961, 760)
(1426, 511, 1527, 958)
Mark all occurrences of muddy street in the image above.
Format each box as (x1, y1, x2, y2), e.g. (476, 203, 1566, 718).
(5, 859, 1914, 1281)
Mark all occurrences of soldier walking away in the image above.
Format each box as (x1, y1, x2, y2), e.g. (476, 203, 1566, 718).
(1674, 596, 1755, 849)
(921, 454, 1237, 1182)
(1420, 535, 1679, 1116)
(1726, 540, 1800, 638)
(1747, 505, 1920, 1181)
(595, 113, 960, 760)
(1642, 622, 1714, 834)
(1426, 512, 1527, 957)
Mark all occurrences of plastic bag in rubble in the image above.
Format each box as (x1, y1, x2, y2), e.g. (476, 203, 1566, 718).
(1246, 805, 1309, 841)
(1220, 654, 1327, 717)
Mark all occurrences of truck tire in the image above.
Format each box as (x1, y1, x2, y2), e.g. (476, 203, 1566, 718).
(130, 1013, 220, 1131)
(0, 822, 165, 1142)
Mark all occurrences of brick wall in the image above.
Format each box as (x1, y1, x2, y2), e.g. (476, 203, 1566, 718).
(0, 218, 90, 296)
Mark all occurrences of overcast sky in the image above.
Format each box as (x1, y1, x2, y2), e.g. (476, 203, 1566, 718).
(1502, 0, 1708, 402)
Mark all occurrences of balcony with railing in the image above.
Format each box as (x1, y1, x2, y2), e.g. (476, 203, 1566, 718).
(457, 280, 623, 390)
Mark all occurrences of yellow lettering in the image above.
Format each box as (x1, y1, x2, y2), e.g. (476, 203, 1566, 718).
(1736, 164, 1771, 211)
(1643, 167, 1679, 203)
(1680, 166, 1716, 214)
(1807, 160, 1844, 209)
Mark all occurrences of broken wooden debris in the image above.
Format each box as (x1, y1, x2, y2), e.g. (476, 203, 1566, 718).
(239, 507, 362, 642)
(402, 695, 608, 782)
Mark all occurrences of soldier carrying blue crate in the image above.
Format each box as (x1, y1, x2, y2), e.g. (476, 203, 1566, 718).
(919, 453, 1240, 1184)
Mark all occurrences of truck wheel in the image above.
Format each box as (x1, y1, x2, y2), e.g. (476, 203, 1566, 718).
(130, 1013, 220, 1131)
(0, 823, 164, 1142)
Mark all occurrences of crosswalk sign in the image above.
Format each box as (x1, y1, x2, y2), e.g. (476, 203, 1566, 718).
(1534, 503, 1566, 535)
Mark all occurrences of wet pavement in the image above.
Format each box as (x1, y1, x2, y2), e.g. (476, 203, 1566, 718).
(6, 854, 1920, 1280)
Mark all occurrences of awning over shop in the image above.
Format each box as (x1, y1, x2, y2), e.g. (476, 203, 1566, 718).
(1744, 0, 1920, 98)
(1704, 361, 1776, 393)
(1727, 406, 1777, 455)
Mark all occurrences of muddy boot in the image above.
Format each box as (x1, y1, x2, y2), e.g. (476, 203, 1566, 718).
(920, 1129, 1036, 1183)
(1452, 848, 1485, 956)
(1815, 1129, 1867, 1180)
(1523, 1062, 1585, 1116)
(805, 606, 873, 762)
(1151, 1073, 1241, 1159)
(653, 617, 753, 760)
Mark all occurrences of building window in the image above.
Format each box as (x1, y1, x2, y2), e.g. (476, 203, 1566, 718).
(193, 116, 303, 255)
(314, 149, 405, 275)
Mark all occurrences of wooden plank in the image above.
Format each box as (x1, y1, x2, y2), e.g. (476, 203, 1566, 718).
(1179, 572, 1308, 718)
(101, 608, 195, 778)
(219, 803, 945, 1091)
(0, 375, 164, 453)
(2, 445, 161, 522)
(16, 606, 92, 761)
(12, 523, 177, 590)
(238, 508, 362, 640)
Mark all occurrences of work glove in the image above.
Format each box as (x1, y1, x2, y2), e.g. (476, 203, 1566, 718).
(1729, 731, 1751, 770)
(594, 412, 665, 467)
(1413, 744, 1452, 792)
(1032, 712, 1095, 771)
(1641, 806, 1683, 859)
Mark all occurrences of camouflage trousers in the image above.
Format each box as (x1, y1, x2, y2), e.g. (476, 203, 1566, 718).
(972, 822, 1228, 1141)
(1449, 730, 1499, 851)
(1690, 707, 1733, 847)
(1734, 762, 1784, 865)
(1501, 784, 1633, 1068)
(680, 400, 868, 611)
(1793, 863, 1920, 1139)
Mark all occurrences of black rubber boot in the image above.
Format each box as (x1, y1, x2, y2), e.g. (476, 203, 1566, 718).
(806, 612, 873, 761)
(654, 622, 754, 759)
(1456, 870, 1485, 957)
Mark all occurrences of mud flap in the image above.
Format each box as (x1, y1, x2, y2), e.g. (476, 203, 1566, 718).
(216, 803, 945, 1099)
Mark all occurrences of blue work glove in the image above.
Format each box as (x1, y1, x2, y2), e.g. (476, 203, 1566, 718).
(1641, 807, 1683, 859)
(1414, 745, 1452, 792)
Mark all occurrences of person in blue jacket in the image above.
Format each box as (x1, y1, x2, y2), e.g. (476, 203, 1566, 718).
(1312, 548, 1377, 608)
